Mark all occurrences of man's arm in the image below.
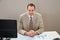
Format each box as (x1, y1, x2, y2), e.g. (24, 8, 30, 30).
(18, 15, 27, 35)
(36, 15, 44, 34)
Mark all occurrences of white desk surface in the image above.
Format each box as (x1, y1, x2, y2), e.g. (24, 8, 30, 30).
(5, 31, 60, 40)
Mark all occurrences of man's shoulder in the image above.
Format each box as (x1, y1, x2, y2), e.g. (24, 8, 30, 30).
(35, 12, 42, 17)
(19, 12, 27, 17)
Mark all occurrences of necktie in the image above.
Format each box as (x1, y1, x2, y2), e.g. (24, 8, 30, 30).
(29, 16, 33, 30)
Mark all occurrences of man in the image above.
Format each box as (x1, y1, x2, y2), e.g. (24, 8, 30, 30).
(18, 3, 44, 37)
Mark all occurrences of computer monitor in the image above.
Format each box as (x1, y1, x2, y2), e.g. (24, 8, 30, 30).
(0, 19, 17, 38)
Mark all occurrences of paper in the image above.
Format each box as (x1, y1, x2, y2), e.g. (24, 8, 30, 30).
(11, 31, 60, 40)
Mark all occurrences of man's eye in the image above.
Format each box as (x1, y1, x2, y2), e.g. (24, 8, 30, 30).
(29, 10, 31, 11)
(29, 10, 34, 11)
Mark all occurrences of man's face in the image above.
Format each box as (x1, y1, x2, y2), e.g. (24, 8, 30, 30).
(27, 6, 35, 15)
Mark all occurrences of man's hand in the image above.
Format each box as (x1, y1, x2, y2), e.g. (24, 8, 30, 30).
(25, 30, 37, 37)
(29, 30, 37, 36)
(25, 32, 31, 36)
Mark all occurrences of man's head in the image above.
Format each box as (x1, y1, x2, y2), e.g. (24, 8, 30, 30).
(27, 3, 36, 16)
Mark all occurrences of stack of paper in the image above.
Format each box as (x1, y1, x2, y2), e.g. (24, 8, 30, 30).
(11, 31, 60, 40)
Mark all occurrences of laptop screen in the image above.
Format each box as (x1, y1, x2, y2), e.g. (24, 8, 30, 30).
(0, 19, 17, 38)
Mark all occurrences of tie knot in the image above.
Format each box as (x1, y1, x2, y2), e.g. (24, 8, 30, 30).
(30, 16, 32, 19)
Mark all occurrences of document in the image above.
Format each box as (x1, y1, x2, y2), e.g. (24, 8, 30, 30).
(11, 31, 60, 40)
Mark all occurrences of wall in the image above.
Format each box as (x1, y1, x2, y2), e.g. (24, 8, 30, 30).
(0, 0, 60, 34)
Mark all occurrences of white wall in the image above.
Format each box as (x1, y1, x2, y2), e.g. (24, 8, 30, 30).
(0, 0, 60, 34)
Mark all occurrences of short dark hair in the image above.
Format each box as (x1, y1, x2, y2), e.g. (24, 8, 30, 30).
(27, 3, 35, 9)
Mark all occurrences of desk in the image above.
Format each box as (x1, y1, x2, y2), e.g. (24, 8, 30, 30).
(10, 31, 60, 40)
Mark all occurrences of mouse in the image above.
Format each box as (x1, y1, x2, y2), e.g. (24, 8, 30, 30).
(53, 38, 60, 40)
